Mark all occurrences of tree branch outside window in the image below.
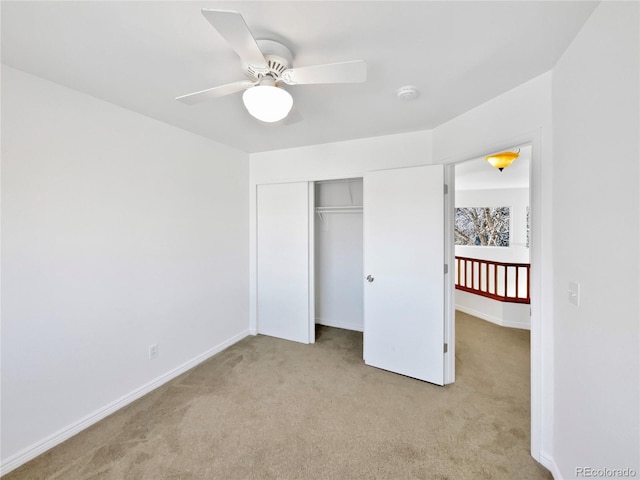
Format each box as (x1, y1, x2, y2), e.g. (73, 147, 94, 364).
(455, 207, 510, 247)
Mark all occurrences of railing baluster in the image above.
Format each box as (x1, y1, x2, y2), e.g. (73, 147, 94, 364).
(483, 262, 488, 292)
(493, 263, 497, 295)
(504, 265, 508, 298)
(473, 260, 477, 291)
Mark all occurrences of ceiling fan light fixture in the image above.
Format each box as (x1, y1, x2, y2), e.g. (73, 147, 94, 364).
(486, 151, 520, 171)
(242, 82, 293, 123)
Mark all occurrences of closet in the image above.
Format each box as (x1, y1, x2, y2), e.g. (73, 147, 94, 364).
(255, 164, 452, 385)
(314, 179, 364, 332)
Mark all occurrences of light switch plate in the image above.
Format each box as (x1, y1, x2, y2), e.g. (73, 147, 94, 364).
(568, 281, 580, 307)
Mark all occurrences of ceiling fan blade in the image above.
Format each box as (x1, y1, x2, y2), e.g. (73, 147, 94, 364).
(176, 81, 253, 105)
(281, 60, 367, 85)
(201, 9, 268, 70)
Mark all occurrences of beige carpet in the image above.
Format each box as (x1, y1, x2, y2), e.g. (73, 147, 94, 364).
(3, 312, 551, 479)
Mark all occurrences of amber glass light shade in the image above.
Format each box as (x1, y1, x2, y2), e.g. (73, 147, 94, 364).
(486, 151, 519, 171)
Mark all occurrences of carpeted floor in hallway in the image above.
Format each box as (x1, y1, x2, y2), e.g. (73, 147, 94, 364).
(3, 311, 551, 480)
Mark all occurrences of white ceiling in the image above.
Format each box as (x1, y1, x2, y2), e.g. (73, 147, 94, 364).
(1, 1, 598, 153)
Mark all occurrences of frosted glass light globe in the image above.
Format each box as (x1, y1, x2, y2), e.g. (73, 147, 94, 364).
(242, 84, 293, 123)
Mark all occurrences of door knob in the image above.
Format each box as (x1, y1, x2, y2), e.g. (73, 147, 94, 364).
(366, 275, 374, 283)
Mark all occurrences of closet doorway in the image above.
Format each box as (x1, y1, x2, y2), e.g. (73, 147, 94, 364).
(314, 179, 364, 334)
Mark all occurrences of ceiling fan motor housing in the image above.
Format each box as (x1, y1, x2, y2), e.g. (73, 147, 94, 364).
(244, 40, 293, 82)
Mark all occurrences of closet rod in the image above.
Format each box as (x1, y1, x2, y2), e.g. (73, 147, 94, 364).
(315, 206, 363, 214)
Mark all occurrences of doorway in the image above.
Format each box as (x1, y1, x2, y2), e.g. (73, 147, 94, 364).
(452, 142, 534, 455)
(454, 145, 531, 328)
(314, 179, 364, 333)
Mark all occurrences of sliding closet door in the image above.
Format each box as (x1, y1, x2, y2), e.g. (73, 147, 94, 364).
(363, 165, 445, 385)
(256, 182, 312, 344)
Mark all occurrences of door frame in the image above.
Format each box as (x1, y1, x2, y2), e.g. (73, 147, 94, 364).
(438, 131, 544, 462)
(443, 164, 456, 384)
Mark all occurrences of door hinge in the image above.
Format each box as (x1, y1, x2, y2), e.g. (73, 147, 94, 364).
(444, 264, 448, 274)
(444, 184, 449, 194)
(444, 343, 448, 353)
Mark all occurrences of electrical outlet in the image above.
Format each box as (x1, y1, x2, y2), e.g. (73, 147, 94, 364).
(148, 344, 158, 360)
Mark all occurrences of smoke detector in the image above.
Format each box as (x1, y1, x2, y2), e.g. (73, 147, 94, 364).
(397, 85, 419, 101)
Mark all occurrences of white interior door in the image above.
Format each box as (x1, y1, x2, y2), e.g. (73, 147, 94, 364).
(257, 182, 312, 344)
(363, 165, 445, 385)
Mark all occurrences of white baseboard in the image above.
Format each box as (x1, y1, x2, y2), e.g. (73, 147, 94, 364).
(315, 317, 363, 332)
(456, 304, 502, 326)
(540, 451, 563, 480)
(0, 329, 251, 476)
(455, 304, 530, 330)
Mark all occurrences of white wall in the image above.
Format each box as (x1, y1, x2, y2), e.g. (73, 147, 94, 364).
(454, 188, 531, 329)
(433, 72, 553, 464)
(315, 180, 364, 332)
(455, 187, 530, 264)
(552, 2, 639, 478)
(250, 130, 433, 184)
(0, 66, 250, 472)
(456, 291, 530, 330)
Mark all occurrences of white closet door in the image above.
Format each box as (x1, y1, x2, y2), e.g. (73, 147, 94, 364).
(257, 182, 311, 344)
(363, 165, 445, 385)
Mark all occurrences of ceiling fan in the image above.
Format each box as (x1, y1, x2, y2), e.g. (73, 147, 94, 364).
(176, 9, 367, 122)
